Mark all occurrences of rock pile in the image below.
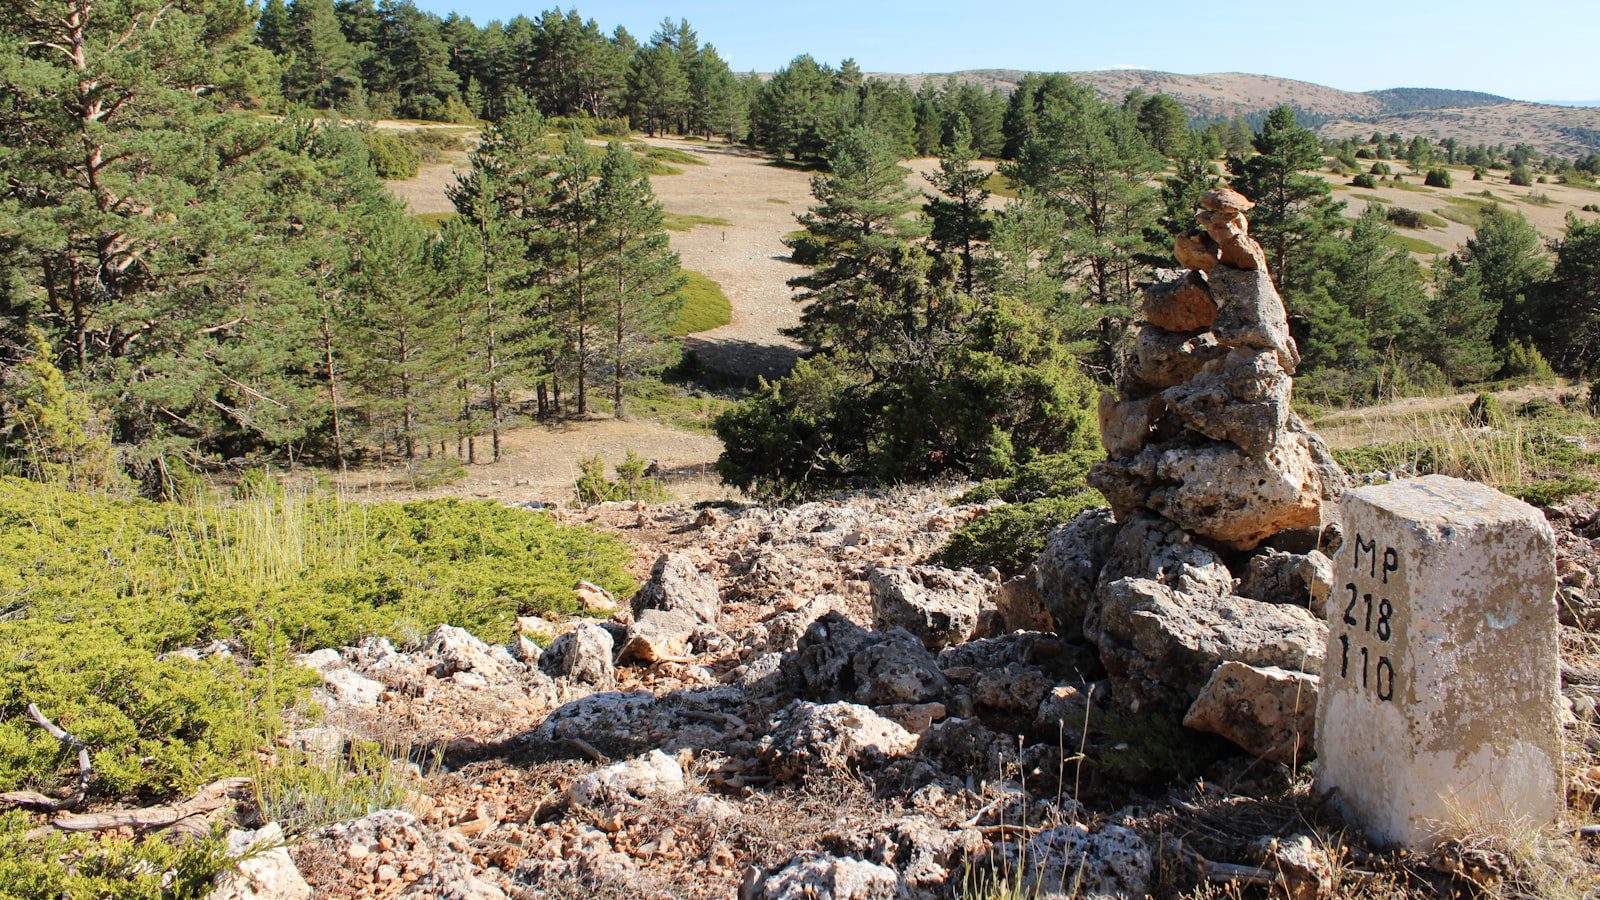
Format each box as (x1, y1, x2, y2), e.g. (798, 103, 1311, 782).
(1041, 188, 1345, 749)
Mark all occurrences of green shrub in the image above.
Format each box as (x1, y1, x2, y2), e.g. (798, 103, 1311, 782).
(1509, 165, 1534, 186)
(1384, 206, 1429, 229)
(1466, 392, 1506, 428)
(1351, 173, 1378, 189)
(0, 478, 634, 798)
(362, 130, 420, 179)
(0, 811, 228, 899)
(574, 451, 668, 505)
(1370, 161, 1392, 176)
(1508, 476, 1600, 507)
(1473, 167, 1486, 180)
(1424, 167, 1453, 188)
(549, 115, 629, 138)
(1499, 339, 1556, 380)
(933, 492, 1102, 575)
(0, 328, 125, 493)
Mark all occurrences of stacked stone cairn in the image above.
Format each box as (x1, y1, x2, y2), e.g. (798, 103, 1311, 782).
(1036, 188, 1349, 763)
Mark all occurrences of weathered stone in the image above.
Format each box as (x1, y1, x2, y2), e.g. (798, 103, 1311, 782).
(568, 749, 685, 807)
(875, 701, 947, 734)
(1161, 348, 1292, 457)
(1089, 432, 1329, 550)
(1237, 548, 1334, 613)
(996, 570, 1054, 633)
(973, 664, 1054, 714)
(1088, 577, 1326, 713)
(1142, 269, 1217, 332)
(631, 553, 721, 625)
(319, 668, 383, 708)
(868, 565, 990, 650)
(792, 611, 949, 706)
(827, 815, 987, 894)
(419, 625, 511, 682)
(760, 701, 918, 781)
(1208, 265, 1300, 373)
(994, 823, 1152, 900)
(1034, 507, 1118, 640)
(1249, 833, 1333, 900)
(1126, 327, 1228, 393)
(574, 580, 619, 614)
(210, 823, 311, 900)
(618, 608, 698, 663)
(1098, 392, 1162, 460)
(1034, 681, 1105, 741)
(1197, 209, 1268, 271)
(1174, 230, 1221, 272)
(538, 623, 616, 687)
(742, 854, 901, 900)
(1098, 510, 1234, 601)
(1201, 186, 1255, 215)
(1184, 662, 1318, 764)
(1316, 476, 1561, 850)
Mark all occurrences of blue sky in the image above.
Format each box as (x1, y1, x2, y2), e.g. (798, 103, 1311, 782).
(412, 0, 1600, 102)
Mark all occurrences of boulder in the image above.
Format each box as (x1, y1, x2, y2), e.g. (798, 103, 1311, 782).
(1201, 187, 1255, 215)
(1089, 433, 1329, 550)
(209, 823, 311, 900)
(631, 553, 721, 625)
(1034, 682, 1104, 741)
(535, 691, 661, 753)
(1098, 392, 1163, 460)
(1161, 348, 1292, 457)
(1097, 510, 1234, 601)
(1237, 548, 1334, 613)
(742, 854, 902, 900)
(1173, 231, 1221, 272)
(1184, 662, 1318, 765)
(1087, 577, 1326, 713)
(868, 565, 990, 650)
(1034, 507, 1117, 639)
(760, 701, 918, 781)
(1208, 265, 1300, 373)
(618, 608, 698, 664)
(574, 580, 620, 614)
(792, 612, 949, 706)
(994, 823, 1152, 900)
(419, 625, 511, 682)
(973, 664, 1054, 715)
(1141, 269, 1217, 332)
(1249, 834, 1334, 900)
(320, 668, 383, 708)
(826, 816, 987, 894)
(538, 623, 616, 687)
(1197, 209, 1268, 271)
(568, 749, 685, 807)
(1126, 327, 1228, 393)
(995, 571, 1054, 633)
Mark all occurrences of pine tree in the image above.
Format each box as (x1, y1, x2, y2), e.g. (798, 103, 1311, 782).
(925, 125, 994, 295)
(1457, 205, 1551, 351)
(1539, 215, 1600, 373)
(1230, 106, 1344, 294)
(753, 55, 840, 161)
(546, 131, 605, 415)
(788, 126, 930, 354)
(593, 143, 684, 418)
(257, 0, 293, 55)
(1136, 94, 1193, 158)
(686, 43, 747, 141)
(285, 0, 365, 109)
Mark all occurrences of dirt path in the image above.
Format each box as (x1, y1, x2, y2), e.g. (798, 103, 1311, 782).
(640, 137, 813, 381)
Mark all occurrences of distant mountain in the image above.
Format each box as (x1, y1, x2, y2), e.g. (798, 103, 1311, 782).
(1544, 99, 1600, 108)
(862, 68, 1598, 156)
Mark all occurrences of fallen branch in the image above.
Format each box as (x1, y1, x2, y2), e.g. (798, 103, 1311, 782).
(0, 703, 91, 812)
(1168, 837, 1280, 888)
(27, 777, 252, 840)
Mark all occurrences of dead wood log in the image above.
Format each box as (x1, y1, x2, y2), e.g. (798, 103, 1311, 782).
(26, 777, 253, 840)
(0, 703, 92, 812)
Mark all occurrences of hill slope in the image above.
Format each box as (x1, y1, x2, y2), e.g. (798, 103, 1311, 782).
(1319, 102, 1600, 157)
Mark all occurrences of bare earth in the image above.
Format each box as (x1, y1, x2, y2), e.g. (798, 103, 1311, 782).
(639, 137, 813, 381)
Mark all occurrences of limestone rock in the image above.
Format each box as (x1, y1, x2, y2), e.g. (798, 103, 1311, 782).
(209, 823, 311, 900)
(538, 623, 616, 687)
(574, 580, 619, 614)
(1126, 327, 1227, 393)
(419, 625, 511, 682)
(1249, 834, 1334, 900)
(1088, 577, 1326, 713)
(1201, 187, 1255, 215)
(1089, 433, 1328, 550)
(1174, 231, 1221, 272)
(1098, 392, 1163, 460)
(1034, 682, 1104, 741)
(1098, 510, 1233, 601)
(868, 565, 990, 650)
(995, 823, 1152, 900)
(1237, 548, 1334, 613)
(1184, 662, 1318, 764)
(995, 571, 1054, 633)
(973, 664, 1054, 715)
(631, 552, 721, 625)
(320, 668, 383, 708)
(760, 701, 918, 781)
(792, 611, 949, 706)
(742, 854, 902, 900)
(618, 607, 699, 663)
(1161, 348, 1292, 457)
(1208, 265, 1300, 372)
(568, 749, 685, 807)
(1142, 269, 1217, 332)
(1034, 507, 1117, 640)
(1198, 209, 1267, 271)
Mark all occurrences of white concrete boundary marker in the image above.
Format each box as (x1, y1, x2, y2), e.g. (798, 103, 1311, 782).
(1315, 475, 1562, 849)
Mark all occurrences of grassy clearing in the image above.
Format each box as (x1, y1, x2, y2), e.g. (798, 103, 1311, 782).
(1385, 232, 1447, 255)
(766, 197, 790, 205)
(1353, 193, 1389, 204)
(638, 144, 706, 169)
(1385, 179, 1435, 193)
(670, 269, 733, 336)
(983, 171, 1020, 199)
(663, 212, 734, 233)
(0, 477, 633, 800)
(414, 211, 457, 231)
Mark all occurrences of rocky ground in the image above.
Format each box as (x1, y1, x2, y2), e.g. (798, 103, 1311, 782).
(196, 481, 1600, 900)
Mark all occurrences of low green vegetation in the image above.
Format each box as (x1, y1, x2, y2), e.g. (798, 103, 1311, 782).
(669, 270, 733, 335)
(1385, 179, 1435, 193)
(933, 449, 1104, 575)
(574, 450, 668, 504)
(0, 814, 228, 899)
(1384, 232, 1447, 255)
(982, 171, 1020, 199)
(1384, 206, 1448, 229)
(414, 211, 458, 230)
(0, 477, 633, 799)
(638, 144, 706, 169)
(599, 379, 732, 433)
(663, 212, 734, 232)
